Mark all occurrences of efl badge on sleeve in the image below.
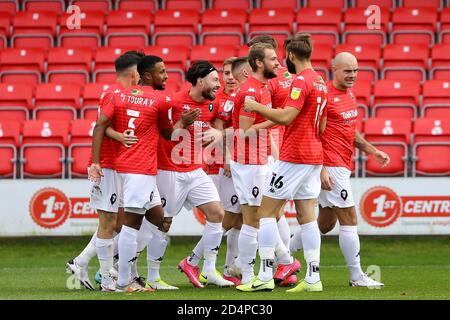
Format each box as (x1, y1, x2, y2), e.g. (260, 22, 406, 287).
(290, 87, 301, 100)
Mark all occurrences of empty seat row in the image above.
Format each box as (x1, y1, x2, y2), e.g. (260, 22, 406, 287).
(0, 117, 449, 178)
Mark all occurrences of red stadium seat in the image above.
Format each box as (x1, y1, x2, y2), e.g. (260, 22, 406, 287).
(0, 12, 11, 37)
(390, 8, 437, 47)
(116, 0, 157, 11)
(93, 47, 136, 83)
(46, 47, 93, 84)
(0, 0, 17, 15)
(305, 0, 347, 9)
(422, 80, 450, 118)
(153, 10, 199, 46)
(210, 0, 251, 10)
(71, 0, 112, 12)
(296, 8, 341, 47)
(382, 44, 429, 82)
(401, 0, 443, 9)
(352, 0, 395, 9)
(162, 80, 179, 96)
(21, 120, 69, 178)
(58, 11, 105, 49)
(144, 45, 189, 72)
(69, 119, 95, 177)
(343, 8, 389, 46)
(430, 44, 450, 80)
(0, 120, 20, 178)
(190, 45, 237, 70)
(259, 0, 300, 10)
(335, 44, 381, 83)
(372, 80, 420, 119)
(439, 8, 450, 44)
(11, 11, 57, 49)
(178, 81, 192, 93)
(34, 84, 81, 120)
(248, 9, 294, 45)
(363, 118, 411, 176)
(311, 44, 333, 81)
(105, 10, 151, 47)
(200, 9, 246, 46)
(0, 83, 33, 121)
(351, 80, 372, 120)
(23, 0, 65, 14)
(0, 48, 45, 84)
(163, 0, 204, 10)
(413, 118, 450, 176)
(81, 83, 111, 119)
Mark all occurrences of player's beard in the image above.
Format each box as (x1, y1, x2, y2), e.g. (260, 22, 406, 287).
(153, 82, 165, 91)
(202, 87, 216, 101)
(263, 65, 277, 79)
(286, 58, 297, 74)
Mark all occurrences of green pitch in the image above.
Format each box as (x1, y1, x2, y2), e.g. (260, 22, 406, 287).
(0, 236, 449, 300)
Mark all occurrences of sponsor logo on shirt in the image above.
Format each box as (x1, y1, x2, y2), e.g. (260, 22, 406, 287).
(341, 109, 358, 120)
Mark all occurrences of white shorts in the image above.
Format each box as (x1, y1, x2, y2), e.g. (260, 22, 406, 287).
(148, 185, 162, 210)
(157, 168, 221, 217)
(262, 160, 322, 200)
(89, 168, 122, 213)
(120, 173, 157, 215)
(318, 166, 354, 208)
(230, 160, 268, 206)
(209, 168, 241, 214)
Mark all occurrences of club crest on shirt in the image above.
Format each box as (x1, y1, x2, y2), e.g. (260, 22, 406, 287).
(208, 103, 214, 112)
(290, 87, 301, 100)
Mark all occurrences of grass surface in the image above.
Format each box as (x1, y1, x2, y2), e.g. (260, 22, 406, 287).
(1, 236, 449, 300)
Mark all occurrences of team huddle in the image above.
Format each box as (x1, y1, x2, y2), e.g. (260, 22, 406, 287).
(66, 33, 390, 293)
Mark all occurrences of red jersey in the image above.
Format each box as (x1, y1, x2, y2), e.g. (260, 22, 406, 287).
(204, 88, 232, 175)
(232, 76, 272, 165)
(102, 86, 172, 175)
(280, 69, 328, 165)
(158, 90, 220, 172)
(90, 83, 123, 169)
(321, 82, 358, 170)
(268, 67, 294, 151)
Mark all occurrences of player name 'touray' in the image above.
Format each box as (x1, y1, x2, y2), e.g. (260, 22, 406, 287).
(120, 93, 156, 107)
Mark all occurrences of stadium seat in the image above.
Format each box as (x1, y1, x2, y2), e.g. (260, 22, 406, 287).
(0, 0, 17, 15)
(153, 10, 199, 46)
(144, 45, 189, 72)
(439, 8, 450, 44)
(0, 12, 11, 37)
(382, 44, 429, 82)
(81, 83, 111, 119)
(70, 0, 112, 12)
(116, 0, 158, 11)
(200, 9, 246, 46)
(69, 119, 95, 178)
(210, 0, 252, 10)
(163, 0, 204, 10)
(21, 120, 69, 178)
(311, 44, 333, 81)
(0, 48, 45, 84)
(335, 44, 381, 83)
(422, 80, 450, 118)
(93, 47, 136, 83)
(0, 83, 33, 121)
(343, 8, 389, 46)
(33, 84, 81, 120)
(413, 118, 450, 176)
(362, 118, 412, 176)
(105, 10, 151, 47)
(190, 45, 237, 70)
(430, 44, 450, 80)
(248, 9, 294, 45)
(351, 80, 372, 120)
(400, 0, 443, 9)
(58, 10, 105, 49)
(352, 0, 395, 9)
(0, 120, 20, 178)
(46, 47, 93, 84)
(390, 8, 437, 47)
(11, 11, 57, 49)
(23, 0, 65, 14)
(259, 0, 300, 10)
(304, 0, 347, 9)
(162, 80, 179, 96)
(372, 80, 421, 119)
(296, 8, 341, 47)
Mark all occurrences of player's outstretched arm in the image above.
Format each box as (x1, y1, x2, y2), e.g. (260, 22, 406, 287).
(160, 108, 201, 140)
(354, 130, 391, 167)
(244, 99, 299, 125)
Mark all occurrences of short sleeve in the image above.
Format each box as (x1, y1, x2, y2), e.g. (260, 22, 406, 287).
(99, 92, 116, 120)
(284, 76, 309, 111)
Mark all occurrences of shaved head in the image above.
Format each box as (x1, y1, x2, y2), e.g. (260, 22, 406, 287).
(332, 52, 359, 89)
